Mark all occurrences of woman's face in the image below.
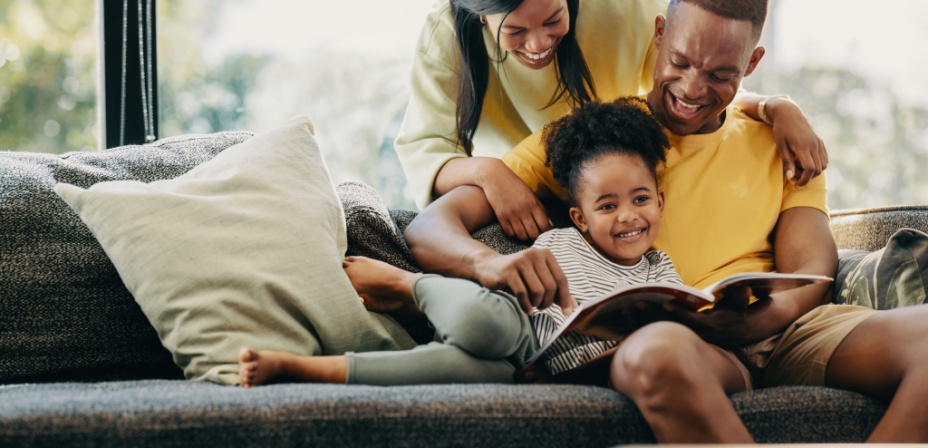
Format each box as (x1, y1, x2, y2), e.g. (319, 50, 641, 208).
(484, 0, 569, 70)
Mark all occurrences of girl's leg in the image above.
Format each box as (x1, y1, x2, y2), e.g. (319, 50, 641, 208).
(238, 348, 347, 387)
(238, 342, 518, 386)
(610, 321, 753, 443)
(348, 342, 517, 385)
(344, 256, 537, 361)
(411, 274, 537, 361)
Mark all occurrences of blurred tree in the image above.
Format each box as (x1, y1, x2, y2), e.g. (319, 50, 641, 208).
(746, 66, 928, 210)
(0, 0, 97, 153)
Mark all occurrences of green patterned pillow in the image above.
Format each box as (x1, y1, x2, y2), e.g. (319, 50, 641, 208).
(835, 228, 928, 309)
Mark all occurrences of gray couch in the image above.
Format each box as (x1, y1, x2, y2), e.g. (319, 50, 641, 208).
(1, 131, 926, 447)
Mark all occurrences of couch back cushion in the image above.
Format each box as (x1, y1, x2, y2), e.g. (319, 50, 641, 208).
(0, 131, 252, 383)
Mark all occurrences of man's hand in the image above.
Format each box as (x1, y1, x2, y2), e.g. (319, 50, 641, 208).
(663, 289, 780, 348)
(767, 97, 829, 187)
(473, 247, 577, 315)
(481, 163, 553, 241)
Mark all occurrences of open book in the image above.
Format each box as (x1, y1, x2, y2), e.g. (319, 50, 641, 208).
(526, 272, 833, 364)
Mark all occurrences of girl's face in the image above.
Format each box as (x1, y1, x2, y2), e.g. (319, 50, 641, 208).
(568, 153, 664, 266)
(484, 0, 569, 70)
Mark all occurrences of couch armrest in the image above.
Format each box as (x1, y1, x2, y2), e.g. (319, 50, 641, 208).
(831, 205, 928, 251)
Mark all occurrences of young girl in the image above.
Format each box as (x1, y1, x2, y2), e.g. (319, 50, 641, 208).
(238, 97, 681, 386)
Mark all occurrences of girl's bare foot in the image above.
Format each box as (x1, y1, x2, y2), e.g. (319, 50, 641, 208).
(237, 348, 348, 387)
(343, 256, 422, 312)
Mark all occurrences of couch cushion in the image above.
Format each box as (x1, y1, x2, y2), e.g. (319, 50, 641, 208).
(831, 205, 928, 251)
(0, 131, 252, 384)
(55, 117, 415, 385)
(834, 228, 928, 309)
(0, 381, 884, 446)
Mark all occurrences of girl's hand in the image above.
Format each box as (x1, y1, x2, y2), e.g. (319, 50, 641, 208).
(766, 96, 829, 187)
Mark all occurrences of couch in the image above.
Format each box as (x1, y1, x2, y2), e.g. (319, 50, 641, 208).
(2, 125, 927, 447)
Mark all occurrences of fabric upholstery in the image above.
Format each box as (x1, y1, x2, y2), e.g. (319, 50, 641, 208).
(831, 205, 928, 251)
(0, 381, 884, 446)
(0, 131, 252, 384)
(834, 228, 928, 309)
(3, 126, 921, 446)
(55, 117, 415, 385)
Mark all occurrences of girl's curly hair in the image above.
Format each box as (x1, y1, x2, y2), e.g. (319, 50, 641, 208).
(543, 96, 670, 205)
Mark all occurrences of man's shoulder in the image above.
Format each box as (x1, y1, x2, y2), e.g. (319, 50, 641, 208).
(727, 106, 774, 134)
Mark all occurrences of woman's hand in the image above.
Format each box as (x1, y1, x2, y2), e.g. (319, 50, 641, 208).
(766, 96, 829, 187)
(432, 157, 552, 241)
(481, 162, 553, 241)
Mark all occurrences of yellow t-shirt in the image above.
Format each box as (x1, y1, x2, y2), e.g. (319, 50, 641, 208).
(503, 106, 828, 289)
(395, 0, 668, 209)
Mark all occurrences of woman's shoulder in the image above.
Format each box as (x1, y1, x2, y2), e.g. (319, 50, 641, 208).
(415, 2, 457, 57)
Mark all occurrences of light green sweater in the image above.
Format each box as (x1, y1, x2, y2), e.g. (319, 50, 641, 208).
(395, 0, 667, 209)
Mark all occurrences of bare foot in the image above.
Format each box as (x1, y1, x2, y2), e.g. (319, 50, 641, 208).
(238, 348, 286, 387)
(237, 348, 348, 387)
(343, 256, 422, 312)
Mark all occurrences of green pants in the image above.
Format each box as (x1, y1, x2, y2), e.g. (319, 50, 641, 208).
(346, 275, 538, 385)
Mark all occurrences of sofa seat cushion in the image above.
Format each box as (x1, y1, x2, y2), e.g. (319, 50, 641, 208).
(0, 131, 252, 384)
(0, 381, 884, 446)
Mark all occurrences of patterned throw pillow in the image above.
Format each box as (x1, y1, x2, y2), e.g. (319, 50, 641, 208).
(834, 228, 928, 309)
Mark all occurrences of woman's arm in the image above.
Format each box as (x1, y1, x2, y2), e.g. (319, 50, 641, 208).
(733, 92, 828, 187)
(433, 157, 552, 241)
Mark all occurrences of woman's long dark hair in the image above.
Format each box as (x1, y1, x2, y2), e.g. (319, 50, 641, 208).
(450, 0, 595, 156)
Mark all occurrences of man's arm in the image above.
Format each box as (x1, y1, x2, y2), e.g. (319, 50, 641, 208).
(404, 185, 574, 315)
(762, 206, 838, 329)
(669, 207, 837, 346)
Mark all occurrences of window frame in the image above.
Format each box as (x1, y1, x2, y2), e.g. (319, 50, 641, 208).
(99, 0, 159, 149)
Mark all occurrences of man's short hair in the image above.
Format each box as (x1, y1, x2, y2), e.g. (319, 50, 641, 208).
(668, 0, 769, 41)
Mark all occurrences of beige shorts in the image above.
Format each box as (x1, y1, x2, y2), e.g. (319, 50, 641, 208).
(741, 304, 877, 387)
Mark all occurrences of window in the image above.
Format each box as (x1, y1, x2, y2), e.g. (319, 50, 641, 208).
(1, 0, 925, 209)
(156, 0, 437, 209)
(0, 0, 98, 154)
(744, 0, 928, 210)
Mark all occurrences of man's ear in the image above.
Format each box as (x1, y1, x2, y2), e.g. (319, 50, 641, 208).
(653, 14, 666, 48)
(743, 46, 766, 77)
(569, 206, 588, 233)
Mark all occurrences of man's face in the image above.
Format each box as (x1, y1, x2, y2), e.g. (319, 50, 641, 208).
(647, 2, 765, 136)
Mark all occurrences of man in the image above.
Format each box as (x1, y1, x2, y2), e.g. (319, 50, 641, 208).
(403, 0, 928, 442)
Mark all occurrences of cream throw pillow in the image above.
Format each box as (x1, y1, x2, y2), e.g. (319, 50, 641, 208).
(55, 116, 415, 384)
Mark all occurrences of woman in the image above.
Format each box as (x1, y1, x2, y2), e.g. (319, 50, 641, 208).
(395, 0, 825, 238)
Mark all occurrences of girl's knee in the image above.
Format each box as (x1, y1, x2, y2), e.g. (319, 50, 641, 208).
(438, 292, 531, 358)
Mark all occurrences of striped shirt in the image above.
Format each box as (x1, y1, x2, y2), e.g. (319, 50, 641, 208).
(531, 227, 682, 375)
